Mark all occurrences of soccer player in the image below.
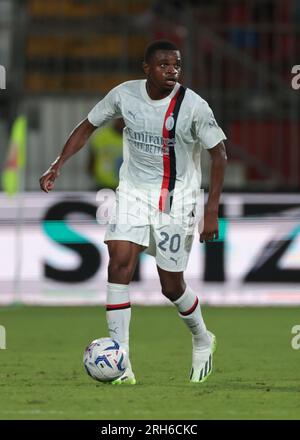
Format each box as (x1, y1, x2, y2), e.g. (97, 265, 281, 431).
(40, 40, 227, 384)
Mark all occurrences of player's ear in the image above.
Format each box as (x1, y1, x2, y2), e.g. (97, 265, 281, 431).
(142, 61, 149, 76)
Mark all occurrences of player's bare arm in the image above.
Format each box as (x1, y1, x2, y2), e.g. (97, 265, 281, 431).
(200, 141, 227, 243)
(39, 118, 97, 193)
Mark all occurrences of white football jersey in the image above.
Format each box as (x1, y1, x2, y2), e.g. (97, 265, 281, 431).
(88, 80, 226, 213)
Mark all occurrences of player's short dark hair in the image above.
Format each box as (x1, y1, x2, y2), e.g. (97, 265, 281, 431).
(144, 40, 179, 63)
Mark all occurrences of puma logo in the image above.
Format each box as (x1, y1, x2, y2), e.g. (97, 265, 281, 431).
(170, 257, 178, 265)
(208, 118, 218, 128)
(128, 110, 137, 120)
(108, 326, 119, 335)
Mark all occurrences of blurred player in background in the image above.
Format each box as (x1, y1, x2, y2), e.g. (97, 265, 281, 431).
(88, 119, 124, 190)
(40, 40, 227, 384)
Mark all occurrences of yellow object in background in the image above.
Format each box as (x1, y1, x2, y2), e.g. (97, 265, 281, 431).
(1, 115, 27, 196)
(90, 120, 123, 190)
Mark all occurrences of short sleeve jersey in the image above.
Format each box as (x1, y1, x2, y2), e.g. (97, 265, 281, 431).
(88, 80, 226, 194)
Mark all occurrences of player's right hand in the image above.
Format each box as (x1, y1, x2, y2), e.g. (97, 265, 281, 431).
(39, 166, 60, 193)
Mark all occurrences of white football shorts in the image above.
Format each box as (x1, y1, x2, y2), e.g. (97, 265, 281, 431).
(103, 183, 203, 272)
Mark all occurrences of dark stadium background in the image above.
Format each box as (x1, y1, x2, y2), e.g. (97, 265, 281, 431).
(0, 0, 299, 422)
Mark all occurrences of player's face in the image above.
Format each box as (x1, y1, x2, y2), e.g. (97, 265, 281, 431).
(143, 50, 182, 95)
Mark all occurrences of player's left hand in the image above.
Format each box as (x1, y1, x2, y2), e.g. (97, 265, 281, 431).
(199, 209, 219, 243)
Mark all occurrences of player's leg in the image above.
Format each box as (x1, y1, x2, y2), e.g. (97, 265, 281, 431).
(107, 239, 143, 284)
(157, 266, 216, 383)
(106, 240, 145, 385)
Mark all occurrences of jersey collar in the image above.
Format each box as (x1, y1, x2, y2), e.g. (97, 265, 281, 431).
(140, 79, 181, 106)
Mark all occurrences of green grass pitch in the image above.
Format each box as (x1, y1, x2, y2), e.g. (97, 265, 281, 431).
(0, 305, 299, 420)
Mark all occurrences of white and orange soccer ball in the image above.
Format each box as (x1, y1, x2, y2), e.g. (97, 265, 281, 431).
(83, 337, 127, 382)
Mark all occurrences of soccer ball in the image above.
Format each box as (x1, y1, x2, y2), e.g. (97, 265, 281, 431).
(83, 337, 127, 382)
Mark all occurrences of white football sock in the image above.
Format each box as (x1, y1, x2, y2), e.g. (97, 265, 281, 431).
(106, 282, 131, 361)
(173, 285, 210, 348)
